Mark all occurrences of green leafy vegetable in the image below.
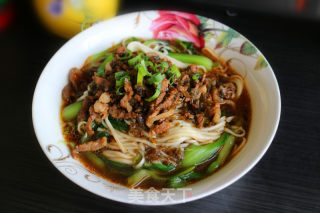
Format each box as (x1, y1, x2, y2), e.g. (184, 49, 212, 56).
(207, 133, 235, 174)
(168, 166, 202, 188)
(143, 163, 175, 172)
(168, 53, 213, 70)
(96, 131, 109, 139)
(101, 156, 132, 169)
(84, 152, 105, 168)
(97, 54, 114, 77)
(175, 39, 196, 53)
(108, 116, 129, 131)
(128, 169, 151, 187)
(181, 133, 228, 167)
(127, 168, 169, 187)
(62, 101, 83, 121)
(168, 176, 185, 188)
(217, 134, 235, 165)
(207, 160, 219, 174)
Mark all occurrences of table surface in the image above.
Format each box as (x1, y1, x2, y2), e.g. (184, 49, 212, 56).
(1, 1, 320, 212)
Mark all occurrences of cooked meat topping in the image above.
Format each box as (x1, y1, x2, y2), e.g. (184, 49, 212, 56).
(72, 137, 107, 154)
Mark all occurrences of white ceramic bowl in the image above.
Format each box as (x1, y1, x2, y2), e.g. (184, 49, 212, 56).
(32, 10, 281, 205)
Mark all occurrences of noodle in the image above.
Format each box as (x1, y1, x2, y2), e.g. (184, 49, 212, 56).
(105, 118, 127, 153)
(77, 121, 87, 134)
(230, 75, 244, 99)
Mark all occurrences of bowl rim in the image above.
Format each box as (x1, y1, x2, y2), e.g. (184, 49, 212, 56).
(32, 10, 281, 205)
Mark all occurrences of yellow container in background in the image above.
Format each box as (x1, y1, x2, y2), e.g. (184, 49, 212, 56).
(33, 0, 119, 38)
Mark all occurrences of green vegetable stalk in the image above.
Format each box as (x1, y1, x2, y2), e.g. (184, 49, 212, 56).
(181, 133, 229, 167)
(62, 101, 83, 121)
(168, 53, 213, 70)
(207, 134, 235, 174)
(84, 152, 105, 168)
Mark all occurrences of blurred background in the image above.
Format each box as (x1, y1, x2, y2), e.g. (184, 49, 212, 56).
(1, 0, 320, 212)
(1, 0, 320, 37)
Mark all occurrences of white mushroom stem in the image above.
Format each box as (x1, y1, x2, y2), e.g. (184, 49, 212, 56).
(127, 41, 189, 69)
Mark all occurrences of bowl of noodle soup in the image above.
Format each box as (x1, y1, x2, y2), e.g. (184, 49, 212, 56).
(32, 10, 281, 205)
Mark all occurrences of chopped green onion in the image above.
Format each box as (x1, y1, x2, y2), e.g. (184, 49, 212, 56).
(145, 83, 162, 102)
(136, 60, 151, 86)
(124, 37, 139, 47)
(168, 53, 213, 70)
(117, 49, 132, 60)
(155, 61, 169, 72)
(165, 65, 181, 85)
(87, 49, 108, 64)
(115, 71, 130, 95)
(145, 60, 155, 71)
(181, 133, 228, 167)
(115, 71, 130, 87)
(147, 73, 165, 85)
(62, 101, 83, 121)
(97, 54, 114, 77)
(128, 53, 143, 67)
(170, 64, 181, 78)
(192, 73, 202, 80)
(116, 87, 123, 96)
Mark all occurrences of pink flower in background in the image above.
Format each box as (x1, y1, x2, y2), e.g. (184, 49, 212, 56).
(150, 11, 204, 48)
